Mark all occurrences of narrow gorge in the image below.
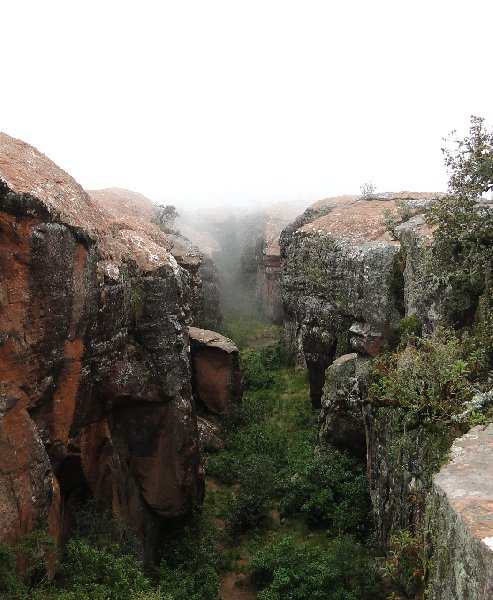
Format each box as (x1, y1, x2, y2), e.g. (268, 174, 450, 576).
(1, 132, 493, 599)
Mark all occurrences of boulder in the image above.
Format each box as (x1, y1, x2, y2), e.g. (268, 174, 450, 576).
(319, 353, 370, 460)
(281, 192, 443, 406)
(188, 327, 241, 414)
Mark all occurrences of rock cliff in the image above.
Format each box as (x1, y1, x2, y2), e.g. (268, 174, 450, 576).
(281, 193, 439, 407)
(0, 135, 205, 559)
(425, 425, 493, 599)
(88, 187, 222, 331)
(282, 191, 493, 597)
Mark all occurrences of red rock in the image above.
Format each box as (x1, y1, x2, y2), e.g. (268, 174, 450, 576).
(188, 327, 241, 414)
(0, 133, 203, 558)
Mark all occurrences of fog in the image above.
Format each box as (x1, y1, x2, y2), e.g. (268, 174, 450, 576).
(2, 1, 493, 210)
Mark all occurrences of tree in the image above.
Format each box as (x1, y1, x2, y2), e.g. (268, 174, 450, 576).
(428, 116, 493, 310)
(155, 204, 179, 229)
(443, 115, 493, 199)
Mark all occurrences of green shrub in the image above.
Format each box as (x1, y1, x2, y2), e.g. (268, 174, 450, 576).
(240, 342, 295, 390)
(0, 543, 28, 599)
(241, 348, 275, 389)
(154, 512, 221, 600)
(154, 563, 220, 600)
(223, 454, 278, 534)
(381, 529, 424, 598)
(369, 328, 482, 422)
(280, 449, 371, 535)
(250, 534, 380, 600)
(37, 538, 152, 600)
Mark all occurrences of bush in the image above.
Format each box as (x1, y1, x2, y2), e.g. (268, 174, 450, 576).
(369, 328, 482, 422)
(280, 449, 371, 535)
(250, 534, 380, 600)
(0, 543, 28, 599)
(34, 538, 152, 600)
(381, 529, 424, 599)
(241, 348, 275, 389)
(240, 343, 292, 390)
(223, 454, 278, 534)
(154, 563, 220, 600)
(154, 512, 221, 600)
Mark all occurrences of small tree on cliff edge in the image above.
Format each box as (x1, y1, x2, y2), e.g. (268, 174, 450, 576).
(428, 116, 493, 307)
(154, 204, 179, 232)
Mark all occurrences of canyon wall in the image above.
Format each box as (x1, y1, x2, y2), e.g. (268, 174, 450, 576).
(0, 134, 232, 560)
(281, 193, 438, 406)
(88, 187, 222, 331)
(281, 192, 493, 597)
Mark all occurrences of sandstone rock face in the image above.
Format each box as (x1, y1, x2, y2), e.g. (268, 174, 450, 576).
(89, 187, 222, 331)
(426, 425, 493, 599)
(196, 416, 223, 453)
(188, 327, 241, 414)
(0, 135, 203, 558)
(282, 195, 400, 405)
(281, 193, 444, 407)
(364, 406, 449, 549)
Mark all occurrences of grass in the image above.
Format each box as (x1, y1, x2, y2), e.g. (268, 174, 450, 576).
(220, 313, 282, 350)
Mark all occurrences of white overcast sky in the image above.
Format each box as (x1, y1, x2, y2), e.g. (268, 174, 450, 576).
(1, 0, 493, 209)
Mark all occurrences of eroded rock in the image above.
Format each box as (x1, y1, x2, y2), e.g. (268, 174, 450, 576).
(319, 353, 369, 460)
(189, 327, 241, 414)
(281, 192, 442, 407)
(425, 425, 493, 599)
(0, 134, 203, 558)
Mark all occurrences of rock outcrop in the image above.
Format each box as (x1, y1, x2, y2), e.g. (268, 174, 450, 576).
(426, 425, 493, 599)
(188, 327, 241, 415)
(286, 190, 493, 596)
(0, 135, 204, 559)
(89, 187, 222, 331)
(281, 193, 440, 407)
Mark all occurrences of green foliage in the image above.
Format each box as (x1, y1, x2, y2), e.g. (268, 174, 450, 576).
(125, 282, 144, 326)
(442, 115, 493, 200)
(369, 328, 482, 422)
(207, 365, 319, 536)
(381, 529, 424, 599)
(220, 315, 282, 350)
(38, 538, 152, 600)
(223, 455, 278, 534)
(207, 358, 372, 545)
(154, 205, 179, 231)
(240, 343, 293, 390)
(154, 512, 221, 600)
(280, 449, 371, 535)
(397, 315, 422, 345)
(427, 116, 493, 321)
(250, 534, 380, 600)
(382, 208, 399, 239)
(382, 202, 420, 240)
(0, 543, 28, 599)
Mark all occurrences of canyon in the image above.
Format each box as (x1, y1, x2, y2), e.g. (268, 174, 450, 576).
(1, 133, 492, 598)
